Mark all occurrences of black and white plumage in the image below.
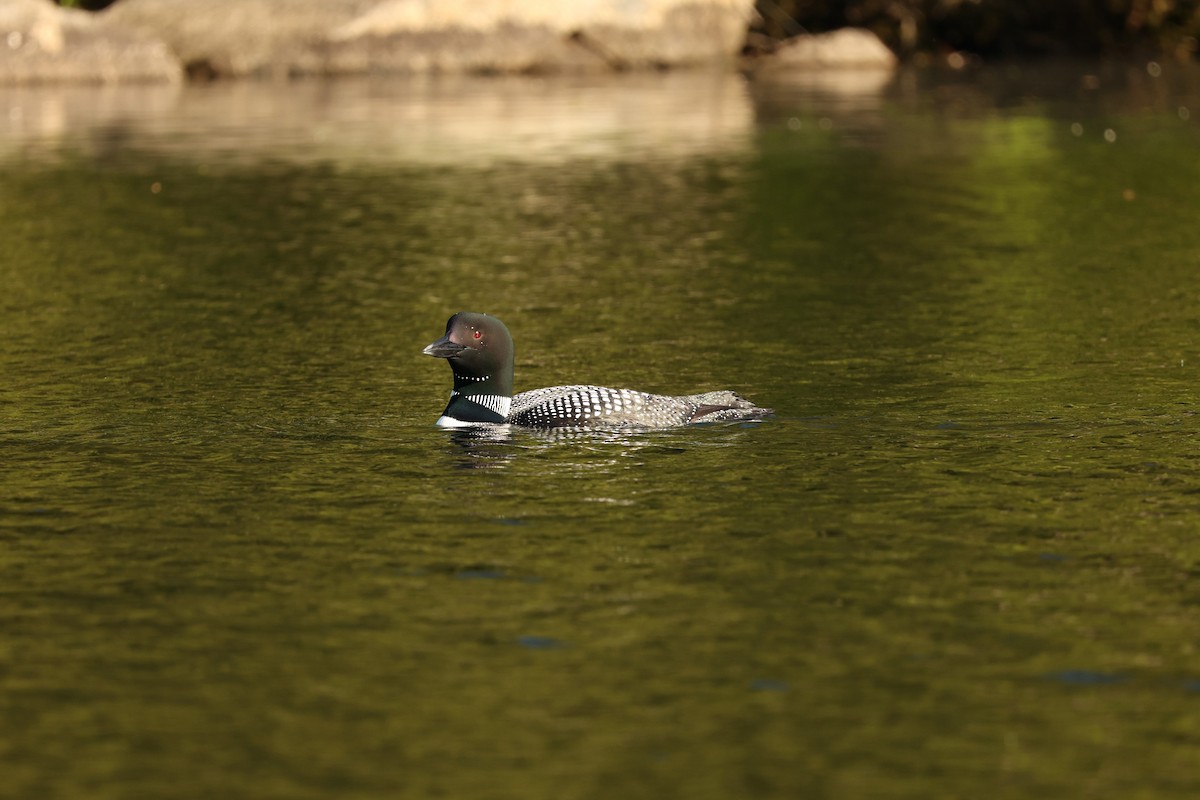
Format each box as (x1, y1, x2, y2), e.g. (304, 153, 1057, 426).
(422, 312, 772, 429)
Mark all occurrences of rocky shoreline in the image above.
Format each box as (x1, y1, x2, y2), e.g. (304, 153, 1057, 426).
(0, 0, 895, 84)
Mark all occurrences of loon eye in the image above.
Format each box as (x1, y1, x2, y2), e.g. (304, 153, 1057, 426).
(473, 330, 482, 340)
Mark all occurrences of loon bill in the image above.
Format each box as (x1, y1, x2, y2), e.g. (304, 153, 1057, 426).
(422, 311, 773, 429)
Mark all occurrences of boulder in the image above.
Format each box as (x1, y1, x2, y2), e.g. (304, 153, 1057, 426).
(0, 0, 181, 83)
(755, 27, 897, 72)
(322, 0, 754, 74)
(105, 0, 378, 78)
(105, 0, 754, 78)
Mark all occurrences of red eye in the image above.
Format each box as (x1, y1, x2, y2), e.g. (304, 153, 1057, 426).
(473, 330, 482, 339)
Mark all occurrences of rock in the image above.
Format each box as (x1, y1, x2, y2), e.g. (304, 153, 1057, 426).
(107, 0, 754, 78)
(314, 19, 591, 76)
(322, 0, 753, 74)
(2, 0, 753, 82)
(106, 0, 378, 78)
(755, 28, 897, 71)
(0, 0, 181, 83)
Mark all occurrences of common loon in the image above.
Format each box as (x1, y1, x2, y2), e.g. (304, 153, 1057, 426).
(422, 312, 772, 428)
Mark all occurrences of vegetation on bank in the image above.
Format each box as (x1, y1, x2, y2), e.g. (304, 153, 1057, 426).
(55, 0, 1200, 61)
(752, 0, 1199, 59)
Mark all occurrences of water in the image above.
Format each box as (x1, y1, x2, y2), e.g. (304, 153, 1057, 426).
(3, 63, 1200, 798)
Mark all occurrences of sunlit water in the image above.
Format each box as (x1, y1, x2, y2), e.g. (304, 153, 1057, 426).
(3, 63, 1200, 798)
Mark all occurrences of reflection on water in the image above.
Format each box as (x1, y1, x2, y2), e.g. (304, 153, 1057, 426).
(4, 61, 1200, 799)
(441, 421, 765, 473)
(0, 71, 754, 166)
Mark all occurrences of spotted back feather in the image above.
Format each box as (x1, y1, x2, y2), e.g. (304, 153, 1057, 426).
(508, 384, 771, 429)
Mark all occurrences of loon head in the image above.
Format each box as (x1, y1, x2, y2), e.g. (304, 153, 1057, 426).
(422, 312, 515, 424)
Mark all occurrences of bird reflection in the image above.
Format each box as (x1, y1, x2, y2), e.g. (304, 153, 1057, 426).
(444, 426, 519, 470)
(440, 422, 757, 471)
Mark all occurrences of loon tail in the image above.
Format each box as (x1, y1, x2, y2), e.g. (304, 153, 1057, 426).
(685, 391, 773, 423)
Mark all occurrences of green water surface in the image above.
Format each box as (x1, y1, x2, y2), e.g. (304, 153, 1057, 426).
(3, 64, 1200, 798)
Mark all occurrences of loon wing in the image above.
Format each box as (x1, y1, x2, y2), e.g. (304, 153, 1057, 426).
(509, 385, 772, 428)
(684, 391, 773, 423)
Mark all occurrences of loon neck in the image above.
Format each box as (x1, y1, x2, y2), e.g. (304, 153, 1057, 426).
(451, 368, 512, 400)
(442, 368, 513, 424)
